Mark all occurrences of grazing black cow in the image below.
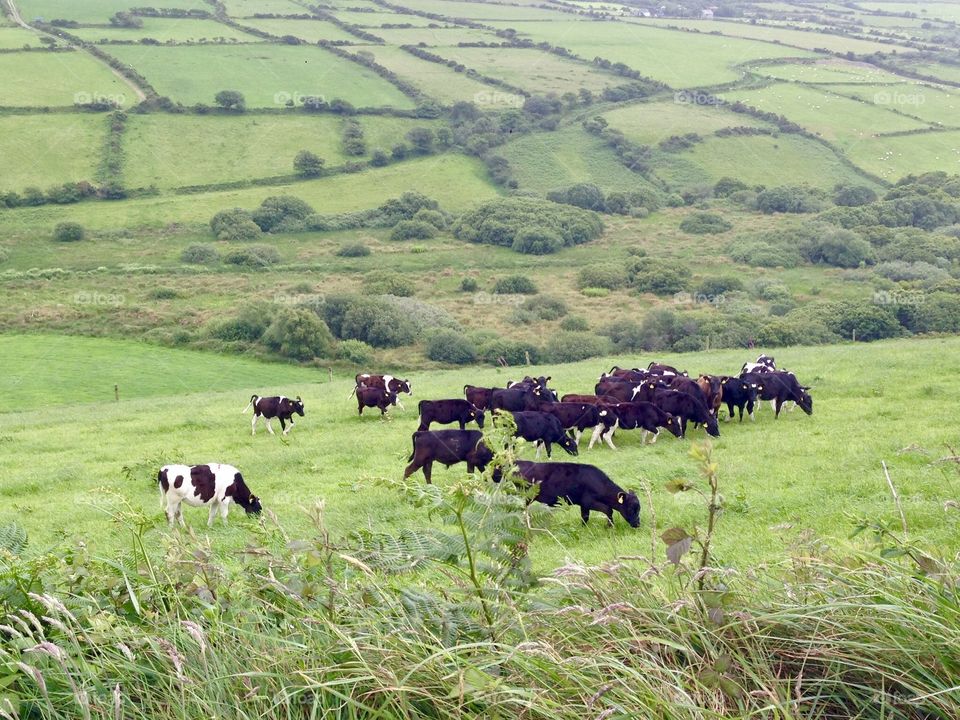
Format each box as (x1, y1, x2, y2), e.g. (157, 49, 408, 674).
(504, 411, 578, 459)
(490, 386, 553, 412)
(601, 367, 649, 383)
(653, 390, 720, 437)
(539, 402, 607, 444)
(589, 401, 682, 449)
(648, 362, 687, 377)
(464, 384, 496, 410)
(510, 460, 641, 527)
(720, 377, 760, 422)
(417, 399, 485, 431)
(742, 371, 812, 418)
(351, 373, 412, 409)
(508, 375, 559, 401)
(242, 395, 304, 436)
(403, 429, 495, 484)
(158, 463, 262, 527)
(740, 355, 776, 375)
(356, 386, 398, 416)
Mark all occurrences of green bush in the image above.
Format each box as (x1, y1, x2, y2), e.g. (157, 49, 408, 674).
(340, 298, 417, 348)
(756, 316, 840, 346)
(543, 331, 610, 363)
(147, 287, 179, 300)
(52, 222, 84, 242)
(799, 227, 874, 268)
(207, 302, 274, 342)
(679, 212, 732, 235)
(210, 208, 262, 242)
(180, 244, 220, 264)
(696, 276, 744, 296)
(460, 277, 478, 292)
(477, 337, 540, 365)
(426, 329, 476, 364)
(727, 237, 802, 268)
(628, 257, 691, 295)
(874, 261, 950, 283)
(390, 219, 437, 241)
(791, 300, 901, 341)
(756, 185, 825, 214)
(494, 275, 538, 295)
(335, 243, 371, 258)
(576, 264, 627, 290)
(560, 315, 589, 331)
(252, 196, 315, 232)
(336, 338, 374, 364)
(520, 295, 568, 320)
(511, 226, 563, 255)
(223, 245, 281, 267)
(546, 183, 606, 211)
(362, 274, 416, 297)
(412, 208, 446, 229)
(714, 177, 748, 198)
(580, 287, 609, 298)
(263, 307, 334, 360)
(834, 184, 877, 207)
(895, 292, 960, 333)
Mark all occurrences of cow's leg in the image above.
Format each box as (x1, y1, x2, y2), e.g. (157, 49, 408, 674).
(588, 424, 604, 450)
(165, 499, 178, 526)
(395, 398, 405, 411)
(580, 503, 591, 525)
(544, 441, 552, 459)
(649, 428, 660, 444)
(252, 414, 258, 436)
(769, 399, 777, 413)
(264, 418, 275, 435)
(358, 402, 364, 416)
(280, 418, 289, 435)
(603, 425, 618, 450)
(680, 418, 688, 437)
(747, 401, 755, 422)
(534, 441, 542, 461)
(422, 460, 433, 484)
(402, 459, 421, 481)
(573, 428, 583, 445)
(775, 398, 784, 418)
(207, 502, 218, 528)
(176, 504, 185, 528)
(459, 420, 466, 430)
(219, 503, 230, 525)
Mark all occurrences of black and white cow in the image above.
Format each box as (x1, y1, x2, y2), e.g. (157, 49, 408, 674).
(740, 355, 776, 376)
(742, 371, 812, 418)
(403, 429, 495, 484)
(351, 373, 412, 409)
(653, 390, 720, 437)
(505, 411, 579, 459)
(589, 401, 683, 449)
(417, 399, 485, 431)
(720, 376, 760, 422)
(242, 395, 304, 436)
(356, 386, 398, 416)
(158, 463, 262, 527)
(648, 362, 687, 377)
(539, 402, 607, 445)
(509, 460, 641, 527)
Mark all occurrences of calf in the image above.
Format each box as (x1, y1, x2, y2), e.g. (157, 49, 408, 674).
(403, 429, 494, 484)
(539, 402, 607, 445)
(417, 399, 485, 431)
(356, 386, 398, 416)
(510, 460, 640, 527)
(506, 411, 579, 459)
(158, 463, 262, 527)
(351, 373, 412, 409)
(242, 395, 304, 436)
(653, 390, 720, 437)
(589, 401, 682, 450)
(464, 384, 495, 410)
(720, 377, 759, 422)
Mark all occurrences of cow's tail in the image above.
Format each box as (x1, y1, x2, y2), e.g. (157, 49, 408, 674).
(347, 385, 358, 399)
(416, 399, 426, 426)
(241, 395, 258, 413)
(158, 469, 166, 509)
(408, 432, 417, 462)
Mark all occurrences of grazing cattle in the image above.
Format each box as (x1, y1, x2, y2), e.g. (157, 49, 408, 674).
(589, 401, 683, 449)
(356, 386, 398, 416)
(464, 384, 495, 411)
(629, 379, 670, 403)
(560, 393, 622, 406)
(653, 390, 720, 437)
(510, 460, 641, 527)
(720, 377, 760, 422)
(605, 365, 646, 379)
(539, 402, 607, 444)
(403, 429, 495, 484)
(508, 376, 559, 401)
(696, 375, 725, 418)
(158, 463, 262, 527)
(648, 362, 687, 377)
(242, 395, 305, 436)
(351, 373, 412, 409)
(490, 386, 553, 412)
(505, 411, 579, 459)
(668, 376, 709, 406)
(417, 399, 485, 431)
(742, 371, 812, 418)
(595, 378, 642, 403)
(740, 355, 776, 376)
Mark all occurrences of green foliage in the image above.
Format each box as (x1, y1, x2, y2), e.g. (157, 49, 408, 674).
(362, 273, 416, 297)
(390, 219, 437, 241)
(425, 329, 476, 364)
(520, 295, 568, 321)
(560, 315, 589, 332)
(628, 257, 691, 295)
(577, 264, 628, 290)
(477, 336, 539, 365)
(460, 277, 478, 292)
(223, 244, 281, 267)
(714, 176, 748, 198)
(339, 298, 417, 348)
(336, 338, 375, 364)
(412, 208, 446, 230)
(696, 276, 744, 296)
(546, 182, 606, 211)
(493, 275, 538, 295)
(214, 89, 245, 111)
(207, 302, 274, 342)
(294, 150, 325, 178)
(791, 300, 902, 341)
(210, 207, 262, 242)
(756, 185, 825, 214)
(262, 307, 334, 360)
(580, 287, 609, 298)
(799, 227, 874, 268)
(543, 331, 611, 363)
(252, 196, 315, 232)
(335, 242, 371, 258)
(52, 222, 84, 242)
(180, 244, 220, 264)
(834, 183, 877, 207)
(679, 212, 733, 235)
(728, 236, 802, 268)
(453, 197, 603, 254)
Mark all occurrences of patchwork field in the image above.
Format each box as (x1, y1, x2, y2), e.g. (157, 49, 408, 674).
(219, 0, 307, 15)
(602, 99, 773, 145)
(67, 18, 261, 44)
(0, 50, 133, 107)
(371, 25, 499, 45)
(749, 58, 912, 84)
(856, 1, 960, 22)
(377, 0, 573, 20)
(0, 113, 105, 192)
(328, 10, 435, 26)
(484, 20, 816, 88)
(896, 60, 960, 85)
(845, 129, 960, 179)
(0, 24, 47, 47)
(105, 44, 417, 108)
(15, 0, 209, 23)
(822, 82, 960, 127)
(238, 17, 367, 44)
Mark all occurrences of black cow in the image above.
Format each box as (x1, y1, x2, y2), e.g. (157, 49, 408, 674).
(508, 375, 559, 401)
(648, 362, 687, 377)
(504, 411, 578, 459)
(243, 395, 304, 436)
(490, 386, 553, 412)
(417, 399, 485, 431)
(653, 390, 720, 437)
(510, 460, 641, 527)
(403, 429, 495, 484)
(356, 386, 398, 416)
(560, 393, 621, 405)
(742, 371, 812, 418)
(464, 384, 495, 410)
(351, 373, 412, 409)
(668, 376, 709, 405)
(720, 377, 760, 422)
(595, 377, 641, 401)
(539, 402, 607, 445)
(604, 366, 648, 381)
(589, 401, 682, 449)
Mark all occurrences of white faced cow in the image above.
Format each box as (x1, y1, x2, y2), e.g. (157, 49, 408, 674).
(242, 395, 304, 435)
(158, 463, 262, 527)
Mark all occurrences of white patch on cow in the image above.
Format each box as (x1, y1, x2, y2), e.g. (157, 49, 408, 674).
(534, 440, 543, 461)
(251, 414, 258, 436)
(603, 424, 618, 450)
(383, 374, 394, 392)
(264, 418, 275, 434)
(588, 424, 604, 450)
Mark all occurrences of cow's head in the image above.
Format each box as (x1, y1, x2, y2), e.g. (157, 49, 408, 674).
(292, 396, 305, 416)
(758, 355, 775, 367)
(244, 494, 263, 516)
(473, 409, 486, 428)
(797, 388, 813, 415)
(559, 430, 579, 456)
(616, 491, 641, 528)
(705, 415, 720, 438)
(663, 414, 684, 438)
(744, 382, 760, 402)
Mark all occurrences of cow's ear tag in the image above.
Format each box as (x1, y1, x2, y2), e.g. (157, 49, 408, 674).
(617, 492, 624, 504)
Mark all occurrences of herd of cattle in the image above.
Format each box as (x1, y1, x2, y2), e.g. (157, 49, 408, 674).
(158, 357, 813, 529)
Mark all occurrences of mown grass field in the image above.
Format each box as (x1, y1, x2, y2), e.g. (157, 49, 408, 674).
(220, 0, 306, 16)
(3, 334, 959, 575)
(15, 0, 209, 23)
(845, 128, 960, 179)
(822, 82, 960, 127)
(749, 59, 907, 84)
(0, 50, 132, 107)
(104, 44, 416, 108)
(601, 99, 773, 145)
(371, 25, 499, 45)
(67, 18, 261, 44)
(237, 17, 366, 44)
(0, 113, 105, 191)
(0, 24, 45, 47)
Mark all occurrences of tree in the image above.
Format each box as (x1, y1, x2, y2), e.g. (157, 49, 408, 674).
(262, 308, 334, 360)
(293, 150, 324, 178)
(52, 222, 84, 242)
(110, 11, 142, 28)
(214, 90, 245, 112)
(406, 127, 435, 154)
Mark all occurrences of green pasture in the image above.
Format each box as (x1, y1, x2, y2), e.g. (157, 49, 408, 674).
(15, 0, 209, 24)
(602, 98, 773, 145)
(104, 43, 416, 108)
(378, 0, 572, 20)
(2, 334, 959, 575)
(122, 114, 350, 190)
(329, 10, 434, 26)
(0, 50, 132, 107)
(483, 20, 816, 88)
(844, 129, 960, 180)
(896, 61, 960, 84)
(237, 17, 363, 44)
(820, 82, 960, 127)
(856, 1, 960, 22)
(747, 58, 907, 84)
(371, 25, 500, 45)
(67, 18, 261, 44)
(0, 25, 48, 47)
(220, 0, 306, 16)
(0, 113, 105, 192)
